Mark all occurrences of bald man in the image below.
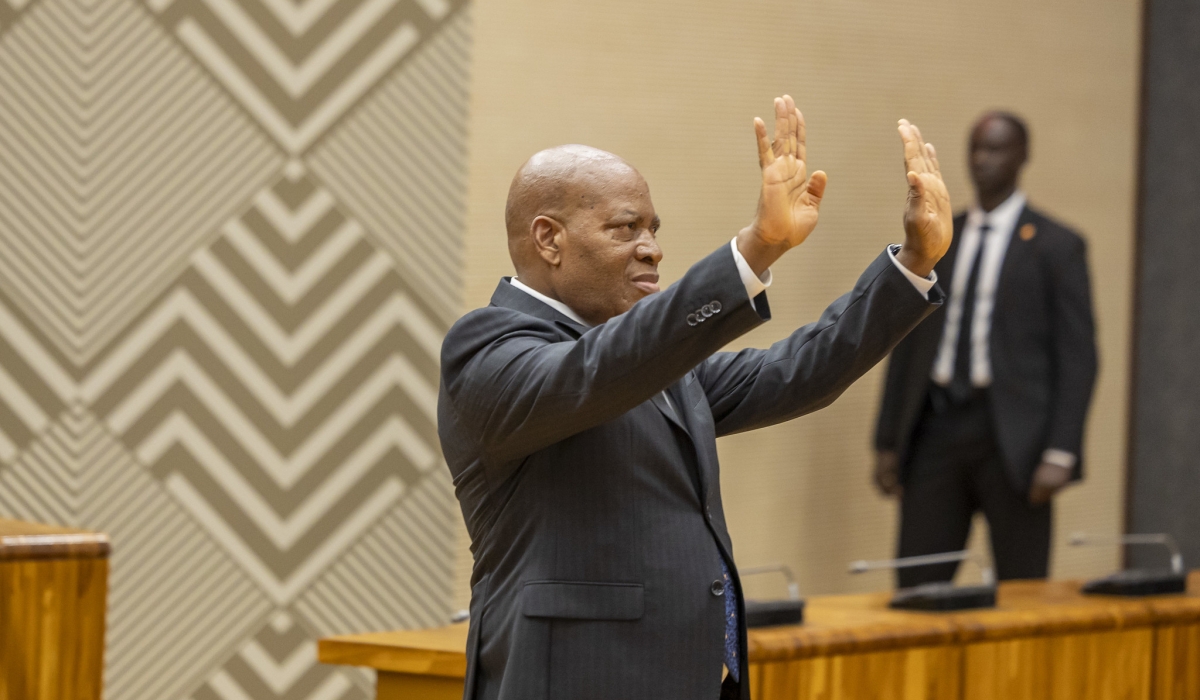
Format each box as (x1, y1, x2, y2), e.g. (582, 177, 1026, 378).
(438, 96, 953, 700)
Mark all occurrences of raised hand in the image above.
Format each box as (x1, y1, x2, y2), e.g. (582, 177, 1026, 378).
(737, 95, 828, 275)
(895, 119, 953, 277)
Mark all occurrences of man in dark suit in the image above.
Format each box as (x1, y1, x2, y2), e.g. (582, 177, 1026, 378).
(439, 96, 954, 700)
(873, 112, 1097, 587)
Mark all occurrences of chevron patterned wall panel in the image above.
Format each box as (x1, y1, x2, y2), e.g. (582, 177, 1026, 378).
(0, 0, 469, 696)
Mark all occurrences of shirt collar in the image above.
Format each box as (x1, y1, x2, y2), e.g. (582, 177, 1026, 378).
(967, 190, 1027, 233)
(509, 277, 592, 327)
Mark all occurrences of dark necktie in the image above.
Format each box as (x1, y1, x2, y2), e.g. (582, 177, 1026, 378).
(947, 223, 991, 403)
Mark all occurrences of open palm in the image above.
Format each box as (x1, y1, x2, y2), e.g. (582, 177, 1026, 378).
(898, 119, 953, 266)
(751, 95, 828, 249)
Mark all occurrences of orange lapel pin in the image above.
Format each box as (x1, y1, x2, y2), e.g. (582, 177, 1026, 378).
(1019, 223, 1036, 241)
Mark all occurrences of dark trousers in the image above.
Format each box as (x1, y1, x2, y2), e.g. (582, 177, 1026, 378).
(896, 387, 1052, 588)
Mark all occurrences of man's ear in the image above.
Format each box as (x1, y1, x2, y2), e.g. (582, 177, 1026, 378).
(530, 215, 565, 267)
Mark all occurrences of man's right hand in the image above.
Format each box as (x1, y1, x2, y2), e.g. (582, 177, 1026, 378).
(737, 95, 828, 276)
(874, 449, 902, 497)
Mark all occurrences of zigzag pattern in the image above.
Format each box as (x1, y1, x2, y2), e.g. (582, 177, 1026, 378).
(81, 173, 448, 606)
(191, 612, 365, 700)
(0, 408, 272, 700)
(0, 0, 282, 365)
(295, 471, 455, 634)
(310, 8, 469, 326)
(0, 0, 469, 693)
(149, 0, 467, 153)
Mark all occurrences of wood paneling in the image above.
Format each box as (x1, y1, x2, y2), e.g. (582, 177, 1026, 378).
(0, 520, 109, 700)
(319, 623, 469, 677)
(377, 671, 464, 700)
(964, 628, 1153, 700)
(320, 577, 1200, 700)
(1153, 624, 1200, 700)
(749, 645, 962, 700)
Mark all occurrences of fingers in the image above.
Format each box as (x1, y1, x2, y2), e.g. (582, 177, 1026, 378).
(785, 95, 798, 157)
(925, 142, 941, 174)
(754, 117, 773, 168)
(796, 108, 806, 164)
(807, 170, 827, 204)
(898, 120, 927, 174)
(907, 171, 925, 198)
(764, 95, 807, 162)
(898, 119, 939, 175)
(774, 97, 789, 157)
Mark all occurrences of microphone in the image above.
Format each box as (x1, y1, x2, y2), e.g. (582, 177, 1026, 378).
(849, 550, 997, 611)
(1069, 532, 1187, 596)
(739, 564, 805, 627)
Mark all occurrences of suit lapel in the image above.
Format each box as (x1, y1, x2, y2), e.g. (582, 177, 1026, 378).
(651, 380, 692, 439)
(492, 276, 711, 500)
(996, 206, 1036, 292)
(668, 375, 717, 503)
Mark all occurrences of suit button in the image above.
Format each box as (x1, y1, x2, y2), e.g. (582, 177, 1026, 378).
(687, 313, 698, 326)
(711, 301, 721, 313)
(701, 305, 713, 318)
(711, 580, 725, 597)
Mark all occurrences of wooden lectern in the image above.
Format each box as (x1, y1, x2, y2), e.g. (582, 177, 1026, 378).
(0, 518, 110, 700)
(321, 573, 1200, 700)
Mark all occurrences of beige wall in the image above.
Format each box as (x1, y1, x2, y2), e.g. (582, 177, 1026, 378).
(459, 0, 1141, 604)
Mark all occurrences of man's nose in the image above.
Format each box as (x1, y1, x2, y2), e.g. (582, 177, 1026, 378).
(638, 232, 663, 265)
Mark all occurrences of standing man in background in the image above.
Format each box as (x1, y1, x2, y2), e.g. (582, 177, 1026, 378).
(873, 112, 1097, 586)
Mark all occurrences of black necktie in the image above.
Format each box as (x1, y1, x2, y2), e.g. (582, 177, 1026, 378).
(948, 223, 991, 403)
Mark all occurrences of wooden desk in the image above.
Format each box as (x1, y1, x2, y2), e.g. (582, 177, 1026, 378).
(320, 573, 1200, 700)
(0, 518, 110, 700)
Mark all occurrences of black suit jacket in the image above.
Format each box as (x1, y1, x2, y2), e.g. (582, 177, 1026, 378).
(875, 205, 1098, 492)
(439, 245, 941, 700)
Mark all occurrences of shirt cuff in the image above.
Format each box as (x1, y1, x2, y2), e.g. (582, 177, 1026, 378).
(1041, 449, 1077, 470)
(730, 238, 772, 303)
(887, 245, 937, 300)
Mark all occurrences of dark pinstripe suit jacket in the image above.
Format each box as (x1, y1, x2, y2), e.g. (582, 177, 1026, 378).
(438, 244, 941, 700)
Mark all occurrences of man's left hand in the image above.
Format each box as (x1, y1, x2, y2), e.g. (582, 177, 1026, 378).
(1029, 461, 1072, 505)
(896, 120, 953, 278)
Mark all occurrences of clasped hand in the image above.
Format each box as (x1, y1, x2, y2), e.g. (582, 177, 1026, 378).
(736, 95, 954, 278)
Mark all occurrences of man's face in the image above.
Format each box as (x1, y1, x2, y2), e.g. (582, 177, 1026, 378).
(969, 117, 1027, 197)
(552, 167, 663, 325)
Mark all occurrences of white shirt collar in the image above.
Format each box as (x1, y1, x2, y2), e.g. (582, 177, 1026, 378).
(509, 277, 591, 327)
(967, 190, 1027, 233)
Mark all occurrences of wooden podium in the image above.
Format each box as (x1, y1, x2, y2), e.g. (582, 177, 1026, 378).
(0, 518, 110, 700)
(320, 573, 1200, 700)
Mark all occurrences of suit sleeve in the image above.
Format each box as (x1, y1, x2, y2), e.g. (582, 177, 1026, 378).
(874, 338, 915, 451)
(1046, 234, 1098, 468)
(440, 244, 766, 469)
(693, 249, 943, 437)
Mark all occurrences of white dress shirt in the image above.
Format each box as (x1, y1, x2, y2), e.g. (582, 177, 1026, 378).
(928, 191, 1075, 469)
(931, 190, 1025, 388)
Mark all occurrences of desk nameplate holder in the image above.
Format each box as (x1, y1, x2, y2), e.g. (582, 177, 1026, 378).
(741, 564, 805, 627)
(849, 550, 997, 611)
(1070, 532, 1187, 596)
